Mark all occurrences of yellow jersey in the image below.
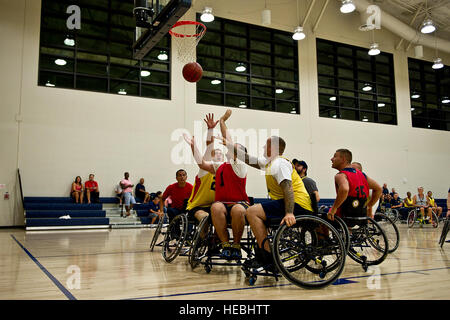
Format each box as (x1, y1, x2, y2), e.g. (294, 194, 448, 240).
(404, 197, 415, 207)
(265, 156, 313, 212)
(186, 171, 216, 211)
(427, 196, 435, 207)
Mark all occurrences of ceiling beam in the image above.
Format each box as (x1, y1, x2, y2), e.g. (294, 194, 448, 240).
(395, 2, 424, 51)
(313, 0, 330, 33)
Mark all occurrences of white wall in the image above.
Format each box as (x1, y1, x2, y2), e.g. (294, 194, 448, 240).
(0, 0, 449, 226)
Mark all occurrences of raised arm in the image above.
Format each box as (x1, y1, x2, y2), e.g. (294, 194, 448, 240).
(220, 136, 262, 170)
(183, 133, 215, 174)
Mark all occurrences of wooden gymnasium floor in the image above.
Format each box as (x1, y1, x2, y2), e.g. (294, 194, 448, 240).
(1, 224, 449, 300)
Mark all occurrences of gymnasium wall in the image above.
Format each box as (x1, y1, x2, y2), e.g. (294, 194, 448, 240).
(0, 0, 449, 226)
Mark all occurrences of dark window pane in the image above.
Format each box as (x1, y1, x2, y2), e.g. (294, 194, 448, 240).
(197, 77, 223, 91)
(225, 81, 249, 95)
(109, 65, 139, 81)
(224, 23, 246, 35)
(198, 56, 223, 71)
(274, 44, 293, 57)
(319, 106, 339, 118)
(378, 114, 397, 125)
(197, 44, 221, 57)
(40, 54, 74, 73)
(253, 65, 272, 78)
(253, 98, 274, 111)
(39, 71, 73, 89)
(225, 95, 248, 108)
(277, 102, 298, 114)
(225, 48, 247, 62)
(318, 64, 334, 75)
(224, 35, 247, 48)
(318, 75, 335, 87)
(110, 80, 139, 96)
(202, 31, 222, 44)
(338, 68, 353, 78)
(250, 40, 271, 52)
(250, 52, 271, 65)
(341, 97, 357, 108)
(317, 51, 334, 65)
(340, 109, 358, 120)
(319, 94, 337, 106)
(141, 85, 169, 99)
(337, 46, 352, 56)
(360, 111, 375, 122)
(198, 91, 224, 105)
(252, 85, 273, 98)
(76, 76, 108, 93)
(277, 89, 298, 101)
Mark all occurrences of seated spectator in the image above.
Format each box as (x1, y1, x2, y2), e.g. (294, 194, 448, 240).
(400, 192, 414, 220)
(114, 182, 123, 206)
(390, 193, 403, 210)
(390, 188, 396, 198)
(427, 191, 443, 218)
(71, 176, 84, 203)
(120, 172, 136, 217)
(382, 183, 389, 196)
(85, 174, 100, 204)
(135, 178, 150, 204)
(148, 194, 162, 226)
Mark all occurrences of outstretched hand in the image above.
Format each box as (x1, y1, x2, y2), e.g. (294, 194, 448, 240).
(182, 133, 194, 147)
(221, 109, 232, 122)
(204, 113, 219, 129)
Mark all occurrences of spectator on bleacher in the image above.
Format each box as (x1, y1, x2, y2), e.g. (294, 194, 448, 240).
(161, 169, 193, 222)
(71, 176, 84, 204)
(148, 194, 162, 226)
(390, 188, 396, 198)
(292, 159, 320, 205)
(390, 193, 403, 210)
(382, 183, 389, 196)
(135, 178, 150, 204)
(114, 182, 123, 206)
(427, 190, 443, 218)
(85, 174, 100, 204)
(120, 172, 136, 218)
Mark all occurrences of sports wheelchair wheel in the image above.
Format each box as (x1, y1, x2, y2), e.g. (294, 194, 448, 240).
(384, 208, 399, 223)
(431, 211, 439, 228)
(272, 215, 346, 289)
(162, 214, 188, 262)
(375, 212, 400, 253)
(149, 213, 165, 251)
(189, 216, 213, 269)
(407, 210, 416, 228)
(439, 218, 449, 248)
(346, 217, 389, 268)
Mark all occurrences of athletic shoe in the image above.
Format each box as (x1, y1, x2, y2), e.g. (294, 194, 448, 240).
(231, 243, 242, 260)
(220, 242, 232, 260)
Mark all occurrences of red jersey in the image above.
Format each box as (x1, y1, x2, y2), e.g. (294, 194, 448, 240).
(85, 181, 98, 191)
(336, 168, 369, 218)
(162, 182, 193, 210)
(215, 163, 249, 203)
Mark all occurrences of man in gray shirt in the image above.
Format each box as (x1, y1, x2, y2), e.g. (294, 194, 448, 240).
(293, 159, 320, 203)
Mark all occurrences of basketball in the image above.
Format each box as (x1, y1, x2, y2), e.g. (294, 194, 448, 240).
(182, 62, 203, 82)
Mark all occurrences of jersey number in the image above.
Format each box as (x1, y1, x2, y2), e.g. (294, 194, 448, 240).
(355, 186, 367, 198)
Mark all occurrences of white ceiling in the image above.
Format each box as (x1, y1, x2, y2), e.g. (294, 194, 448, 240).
(373, 0, 450, 40)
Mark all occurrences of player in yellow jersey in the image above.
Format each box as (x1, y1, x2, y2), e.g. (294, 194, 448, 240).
(223, 135, 313, 269)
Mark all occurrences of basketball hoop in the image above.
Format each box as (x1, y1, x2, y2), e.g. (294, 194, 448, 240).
(169, 21, 206, 64)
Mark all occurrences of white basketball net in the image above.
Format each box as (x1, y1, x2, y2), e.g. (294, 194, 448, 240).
(169, 21, 206, 64)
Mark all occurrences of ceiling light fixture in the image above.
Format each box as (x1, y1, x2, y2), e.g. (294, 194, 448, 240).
(276, 88, 284, 94)
(368, 42, 380, 56)
(118, 89, 127, 95)
(362, 83, 372, 91)
(235, 62, 246, 72)
(211, 79, 221, 85)
(421, 18, 436, 34)
(442, 97, 450, 104)
(292, 26, 306, 40)
(157, 51, 168, 61)
(411, 93, 420, 99)
(340, 0, 356, 14)
(45, 81, 55, 87)
(329, 96, 337, 101)
(432, 57, 443, 70)
(140, 70, 151, 77)
(238, 101, 247, 108)
(64, 36, 75, 46)
(55, 59, 67, 66)
(377, 103, 385, 107)
(200, 7, 214, 23)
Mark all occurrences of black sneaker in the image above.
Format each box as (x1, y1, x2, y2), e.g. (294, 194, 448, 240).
(220, 242, 232, 260)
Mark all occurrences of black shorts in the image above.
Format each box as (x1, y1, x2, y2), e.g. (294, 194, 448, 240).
(261, 199, 313, 222)
(187, 206, 211, 221)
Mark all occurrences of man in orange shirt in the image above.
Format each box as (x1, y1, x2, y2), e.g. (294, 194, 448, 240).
(85, 174, 100, 204)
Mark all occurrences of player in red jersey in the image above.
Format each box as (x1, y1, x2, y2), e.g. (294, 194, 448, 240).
(328, 149, 382, 222)
(187, 109, 249, 260)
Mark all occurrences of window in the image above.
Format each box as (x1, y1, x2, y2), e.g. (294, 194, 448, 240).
(38, 0, 170, 100)
(196, 15, 299, 114)
(317, 38, 397, 125)
(408, 58, 450, 131)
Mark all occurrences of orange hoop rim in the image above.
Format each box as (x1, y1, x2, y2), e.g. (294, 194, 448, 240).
(169, 20, 207, 38)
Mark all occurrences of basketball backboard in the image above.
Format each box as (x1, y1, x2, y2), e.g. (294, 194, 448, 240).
(132, 0, 192, 60)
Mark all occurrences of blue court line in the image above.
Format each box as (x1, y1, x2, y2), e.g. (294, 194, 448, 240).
(10, 235, 77, 300)
(125, 266, 450, 300)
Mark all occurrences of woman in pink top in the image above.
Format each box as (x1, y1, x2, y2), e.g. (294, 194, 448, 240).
(71, 176, 84, 203)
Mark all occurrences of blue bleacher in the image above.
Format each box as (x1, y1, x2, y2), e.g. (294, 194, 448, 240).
(24, 197, 112, 229)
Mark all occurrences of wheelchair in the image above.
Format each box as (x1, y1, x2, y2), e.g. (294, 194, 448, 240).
(374, 212, 400, 254)
(438, 216, 449, 248)
(149, 211, 168, 252)
(407, 207, 439, 229)
(235, 211, 347, 289)
(188, 213, 254, 274)
(379, 203, 399, 223)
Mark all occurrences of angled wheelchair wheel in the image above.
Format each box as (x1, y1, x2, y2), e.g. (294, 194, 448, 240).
(333, 215, 350, 254)
(407, 210, 416, 228)
(375, 212, 400, 253)
(439, 219, 449, 248)
(189, 216, 212, 269)
(347, 218, 389, 267)
(272, 215, 346, 289)
(162, 214, 188, 263)
(149, 214, 165, 251)
(431, 212, 439, 228)
(386, 209, 399, 223)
